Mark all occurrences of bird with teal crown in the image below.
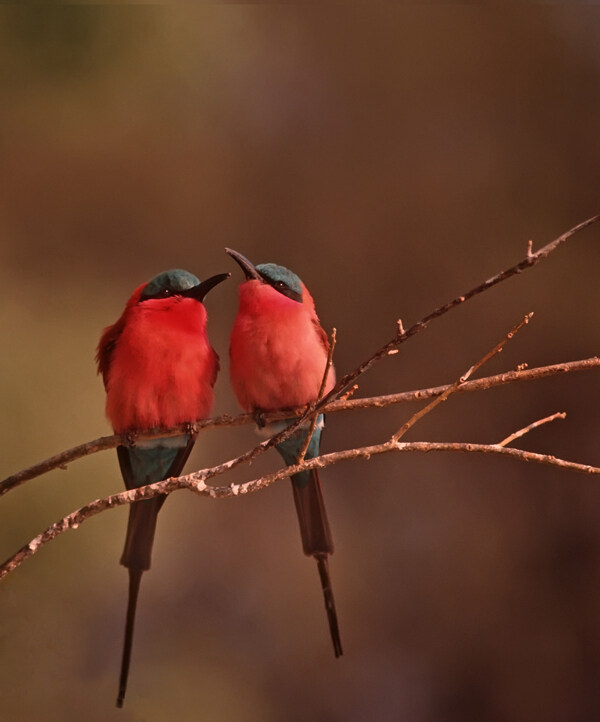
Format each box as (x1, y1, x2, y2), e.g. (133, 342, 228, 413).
(96, 268, 229, 707)
(226, 248, 343, 658)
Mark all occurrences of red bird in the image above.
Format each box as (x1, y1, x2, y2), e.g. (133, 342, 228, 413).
(226, 249, 342, 657)
(97, 268, 229, 707)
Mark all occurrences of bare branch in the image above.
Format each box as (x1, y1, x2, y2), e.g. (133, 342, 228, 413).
(3, 436, 599, 581)
(0, 481, 183, 581)
(2, 356, 599, 496)
(314, 214, 600, 408)
(392, 313, 533, 442)
(338, 384, 359, 401)
(329, 357, 599, 412)
(202, 440, 600, 498)
(498, 411, 567, 447)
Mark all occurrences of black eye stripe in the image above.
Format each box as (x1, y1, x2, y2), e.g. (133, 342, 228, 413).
(256, 269, 302, 303)
(269, 281, 301, 302)
(140, 287, 177, 302)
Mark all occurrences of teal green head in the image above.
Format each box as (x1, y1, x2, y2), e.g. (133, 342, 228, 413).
(140, 269, 230, 302)
(225, 249, 303, 303)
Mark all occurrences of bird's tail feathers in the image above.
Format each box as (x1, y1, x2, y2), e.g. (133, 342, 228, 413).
(316, 554, 343, 657)
(291, 469, 343, 656)
(291, 468, 333, 556)
(120, 496, 165, 570)
(116, 567, 144, 708)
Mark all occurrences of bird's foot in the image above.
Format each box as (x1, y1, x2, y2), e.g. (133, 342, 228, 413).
(184, 421, 197, 436)
(253, 408, 267, 428)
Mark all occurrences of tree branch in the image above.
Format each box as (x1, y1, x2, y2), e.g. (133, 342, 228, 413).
(312, 214, 600, 409)
(330, 356, 599, 412)
(2, 435, 599, 581)
(1, 356, 598, 496)
(393, 313, 533, 442)
(498, 411, 567, 447)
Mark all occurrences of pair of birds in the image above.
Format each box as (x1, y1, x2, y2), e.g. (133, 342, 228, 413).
(96, 249, 342, 708)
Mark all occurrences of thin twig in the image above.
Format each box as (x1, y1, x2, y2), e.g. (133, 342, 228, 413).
(312, 214, 600, 410)
(297, 328, 337, 462)
(2, 437, 599, 580)
(330, 357, 599, 412)
(338, 384, 359, 401)
(392, 313, 533, 442)
(1, 356, 599, 496)
(498, 411, 567, 447)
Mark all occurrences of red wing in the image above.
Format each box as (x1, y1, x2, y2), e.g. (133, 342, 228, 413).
(96, 284, 144, 388)
(96, 316, 126, 389)
(312, 317, 330, 355)
(209, 347, 220, 388)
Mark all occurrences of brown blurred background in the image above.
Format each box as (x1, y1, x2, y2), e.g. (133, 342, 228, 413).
(1, 7, 600, 722)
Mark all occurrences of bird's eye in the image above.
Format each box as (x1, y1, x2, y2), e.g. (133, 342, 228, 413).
(275, 281, 286, 289)
(152, 288, 173, 298)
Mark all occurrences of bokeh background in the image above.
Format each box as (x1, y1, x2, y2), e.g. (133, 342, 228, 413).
(1, 7, 600, 722)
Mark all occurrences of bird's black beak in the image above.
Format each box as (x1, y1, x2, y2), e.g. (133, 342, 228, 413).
(182, 273, 230, 301)
(225, 248, 263, 281)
